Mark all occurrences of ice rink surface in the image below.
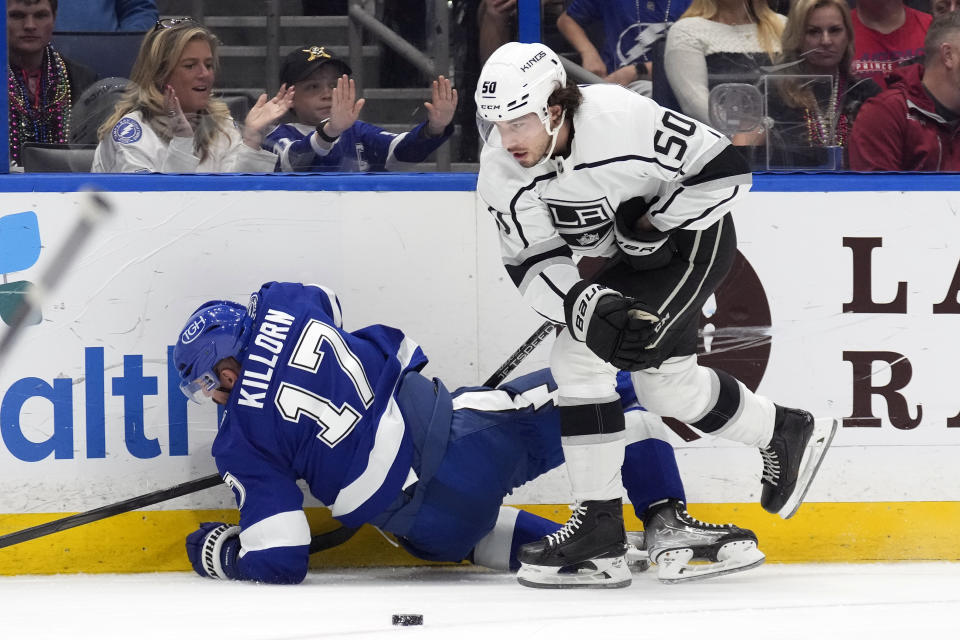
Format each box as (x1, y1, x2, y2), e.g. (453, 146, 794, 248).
(3, 562, 958, 639)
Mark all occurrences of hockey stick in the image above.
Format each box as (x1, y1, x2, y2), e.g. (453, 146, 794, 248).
(308, 320, 558, 553)
(482, 320, 556, 388)
(0, 321, 559, 553)
(0, 190, 114, 364)
(0, 473, 223, 550)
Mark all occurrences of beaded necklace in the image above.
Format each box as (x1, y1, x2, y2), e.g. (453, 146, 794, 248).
(8, 45, 72, 164)
(803, 72, 848, 147)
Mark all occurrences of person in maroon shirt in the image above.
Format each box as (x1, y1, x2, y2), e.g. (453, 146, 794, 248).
(851, 0, 932, 85)
(849, 11, 960, 170)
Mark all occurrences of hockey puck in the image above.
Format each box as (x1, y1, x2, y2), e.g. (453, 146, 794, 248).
(392, 614, 423, 626)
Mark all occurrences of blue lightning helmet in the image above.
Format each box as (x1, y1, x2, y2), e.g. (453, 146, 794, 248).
(173, 300, 254, 403)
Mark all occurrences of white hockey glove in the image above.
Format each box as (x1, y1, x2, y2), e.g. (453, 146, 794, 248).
(186, 522, 242, 580)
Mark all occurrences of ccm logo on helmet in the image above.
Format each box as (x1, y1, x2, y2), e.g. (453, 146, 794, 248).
(181, 317, 206, 344)
(520, 50, 547, 72)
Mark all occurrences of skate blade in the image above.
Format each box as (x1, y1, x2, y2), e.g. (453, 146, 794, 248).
(656, 541, 766, 584)
(778, 417, 839, 519)
(625, 546, 651, 573)
(517, 556, 632, 589)
(625, 532, 651, 573)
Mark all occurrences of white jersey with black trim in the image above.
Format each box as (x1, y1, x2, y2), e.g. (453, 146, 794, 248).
(477, 83, 751, 324)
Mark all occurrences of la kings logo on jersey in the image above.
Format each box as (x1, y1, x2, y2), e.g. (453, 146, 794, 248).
(543, 196, 615, 250)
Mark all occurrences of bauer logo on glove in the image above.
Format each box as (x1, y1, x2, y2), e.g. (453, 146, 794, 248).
(563, 281, 661, 371)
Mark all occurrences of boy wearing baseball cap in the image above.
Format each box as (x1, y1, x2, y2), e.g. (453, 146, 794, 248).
(265, 45, 458, 171)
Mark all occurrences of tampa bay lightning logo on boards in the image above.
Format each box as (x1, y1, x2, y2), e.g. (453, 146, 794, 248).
(112, 117, 143, 144)
(181, 316, 206, 344)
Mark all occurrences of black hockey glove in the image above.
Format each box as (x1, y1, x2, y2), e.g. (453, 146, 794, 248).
(616, 195, 654, 230)
(615, 196, 675, 271)
(564, 282, 661, 371)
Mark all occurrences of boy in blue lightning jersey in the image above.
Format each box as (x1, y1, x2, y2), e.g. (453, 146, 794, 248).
(263, 46, 457, 172)
(174, 281, 763, 588)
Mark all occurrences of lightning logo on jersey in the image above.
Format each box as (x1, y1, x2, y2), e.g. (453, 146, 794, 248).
(112, 117, 142, 144)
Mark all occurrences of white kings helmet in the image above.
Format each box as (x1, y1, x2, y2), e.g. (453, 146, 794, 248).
(475, 42, 567, 159)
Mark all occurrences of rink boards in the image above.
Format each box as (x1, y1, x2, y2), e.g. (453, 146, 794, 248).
(0, 172, 958, 573)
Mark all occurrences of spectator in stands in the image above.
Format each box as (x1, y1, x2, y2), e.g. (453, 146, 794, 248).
(849, 11, 960, 169)
(477, 1, 566, 62)
(54, 0, 157, 32)
(479, 0, 518, 63)
(7, 0, 97, 167)
(664, 0, 786, 124)
(851, 0, 932, 85)
(92, 17, 291, 173)
(735, 0, 881, 168)
(556, 0, 692, 96)
(264, 45, 457, 172)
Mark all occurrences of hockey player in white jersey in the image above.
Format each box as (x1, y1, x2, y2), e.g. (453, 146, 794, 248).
(476, 42, 837, 589)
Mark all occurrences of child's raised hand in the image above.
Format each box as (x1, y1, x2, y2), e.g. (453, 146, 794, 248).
(324, 74, 364, 137)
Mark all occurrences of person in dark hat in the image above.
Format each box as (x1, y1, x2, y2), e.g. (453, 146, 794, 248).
(264, 45, 458, 171)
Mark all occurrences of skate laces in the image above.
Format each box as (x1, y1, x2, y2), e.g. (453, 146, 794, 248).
(760, 447, 781, 485)
(679, 506, 733, 529)
(547, 504, 587, 546)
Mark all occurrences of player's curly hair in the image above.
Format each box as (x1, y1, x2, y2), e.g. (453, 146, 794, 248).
(548, 79, 583, 120)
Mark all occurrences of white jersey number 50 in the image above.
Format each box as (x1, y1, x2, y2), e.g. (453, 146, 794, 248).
(274, 319, 375, 447)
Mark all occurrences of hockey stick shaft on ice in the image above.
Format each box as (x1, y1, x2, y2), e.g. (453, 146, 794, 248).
(0, 322, 558, 553)
(0, 473, 223, 550)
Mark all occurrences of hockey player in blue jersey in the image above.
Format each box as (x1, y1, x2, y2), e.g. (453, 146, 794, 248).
(174, 281, 764, 587)
(263, 45, 457, 172)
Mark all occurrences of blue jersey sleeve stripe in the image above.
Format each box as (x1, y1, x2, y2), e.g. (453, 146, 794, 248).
(330, 335, 423, 520)
(306, 283, 343, 328)
(238, 510, 311, 553)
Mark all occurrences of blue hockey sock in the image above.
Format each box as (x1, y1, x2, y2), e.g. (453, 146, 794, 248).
(622, 438, 685, 518)
(509, 510, 561, 571)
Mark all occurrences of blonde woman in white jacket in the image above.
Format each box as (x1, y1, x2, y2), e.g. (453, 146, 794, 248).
(93, 18, 292, 173)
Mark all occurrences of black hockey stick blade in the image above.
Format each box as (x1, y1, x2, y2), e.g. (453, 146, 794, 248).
(309, 525, 361, 554)
(0, 473, 223, 550)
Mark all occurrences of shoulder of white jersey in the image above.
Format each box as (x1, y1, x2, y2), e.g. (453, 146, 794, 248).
(577, 83, 658, 122)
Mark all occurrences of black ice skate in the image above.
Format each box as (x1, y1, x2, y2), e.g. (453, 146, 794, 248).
(761, 405, 838, 519)
(642, 499, 765, 584)
(517, 498, 631, 589)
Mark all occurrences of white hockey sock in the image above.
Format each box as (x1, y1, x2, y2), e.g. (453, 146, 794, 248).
(560, 434, 626, 502)
(712, 380, 777, 448)
(472, 506, 520, 571)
